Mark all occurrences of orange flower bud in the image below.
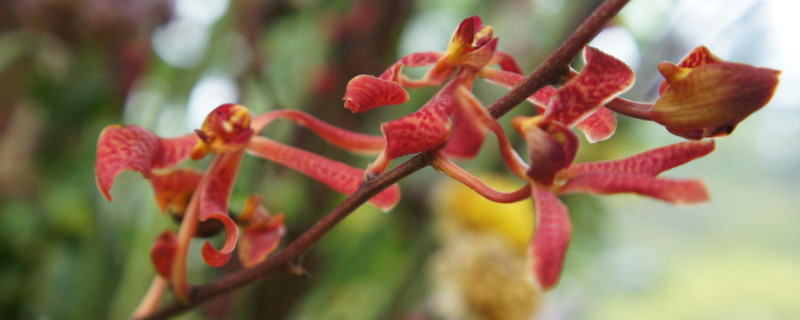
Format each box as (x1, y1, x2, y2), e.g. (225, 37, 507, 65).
(191, 104, 254, 159)
(651, 47, 780, 139)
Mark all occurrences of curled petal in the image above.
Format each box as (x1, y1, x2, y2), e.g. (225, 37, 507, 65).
(652, 62, 780, 140)
(239, 214, 286, 268)
(247, 137, 401, 211)
(191, 104, 253, 160)
(95, 125, 197, 201)
(251, 110, 385, 154)
(200, 213, 239, 267)
(559, 173, 709, 204)
(382, 93, 455, 159)
(343, 75, 410, 113)
(149, 169, 203, 215)
(574, 107, 616, 143)
(562, 140, 715, 178)
(530, 184, 572, 290)
(151, 231, 177, 278)
(544, 46, 635, 126)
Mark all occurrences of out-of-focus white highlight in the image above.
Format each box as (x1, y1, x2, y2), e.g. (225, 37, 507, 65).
(175, 0, 229, 26)
(186, 74, 239, 130)
(589, 26, 641, 70)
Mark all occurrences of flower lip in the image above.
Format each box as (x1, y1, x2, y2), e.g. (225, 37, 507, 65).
(512, 116, 578, 185)
(191, 103, 254, 159)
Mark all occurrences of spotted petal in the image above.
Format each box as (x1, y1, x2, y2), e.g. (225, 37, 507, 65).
(247, 137, 401, 211)
(544, 46, 634, 127)
(559, 173, 709, 204)
(343, 75, 410, 113)
(95, 125, 197, 201)
(530, 184, 572, 290)
(381, 92, 455, 159)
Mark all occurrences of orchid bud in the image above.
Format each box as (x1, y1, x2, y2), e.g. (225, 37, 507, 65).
(651, 46, 780, 140)
(191, 104, 253, 159)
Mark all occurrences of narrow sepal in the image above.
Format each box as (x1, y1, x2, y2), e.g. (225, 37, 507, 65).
(95, 125, 197, 201)
(562, 140, 715, 178)
(247, 137, 401, 211)
(559, 173, 709, 204)
(530, 184, 572, 290)
(343, 75, 410, 113)
(251, 110, 385, 154)
(544, 46, 635, 126)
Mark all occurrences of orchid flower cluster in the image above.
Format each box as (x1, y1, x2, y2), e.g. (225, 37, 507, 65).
(342, 16, 779, 290)
(95, 15, 779, 310)
(96, 105, 400, 301)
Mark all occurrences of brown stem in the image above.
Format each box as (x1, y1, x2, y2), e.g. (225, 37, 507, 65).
(138, 0, 629, 318)
(432, 155, 530, 203)
(605, 97, 654, 120)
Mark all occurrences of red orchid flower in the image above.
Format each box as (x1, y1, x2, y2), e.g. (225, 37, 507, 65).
(343, 16, 526, 174)
(96, 104, 400, 300)
(429, 47, 709, 290)
(434, 121, 713, 289)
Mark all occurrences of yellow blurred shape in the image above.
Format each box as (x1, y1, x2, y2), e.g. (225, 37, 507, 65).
(433, 174, 534, 251)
